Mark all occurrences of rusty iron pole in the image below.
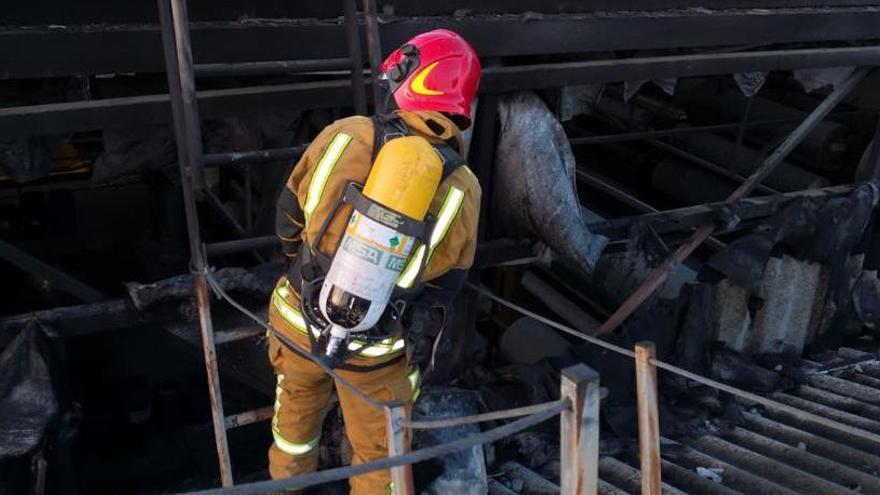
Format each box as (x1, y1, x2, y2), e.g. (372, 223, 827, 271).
(560, 364, 601, 495)
(594, 66, 871, 337)
(225, 406, 274, 430)
(158, 0, 234, 486)
(384, 400, 415, 495)
(635, 342, 661, 495)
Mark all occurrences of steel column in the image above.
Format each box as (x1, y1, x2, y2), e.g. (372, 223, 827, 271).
(158, 0, 234, 485)
(362, 0, 385, 112)
(594, 67, 871, 337)
(343, 0, 368, 115)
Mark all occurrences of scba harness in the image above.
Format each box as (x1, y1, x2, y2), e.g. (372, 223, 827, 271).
(284, 114, 466, 370)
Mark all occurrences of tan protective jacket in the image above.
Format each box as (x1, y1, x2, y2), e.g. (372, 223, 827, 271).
(276, 110, 481, 294)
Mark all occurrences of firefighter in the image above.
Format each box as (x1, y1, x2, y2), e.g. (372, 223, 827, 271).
(268, 29, 481, 493)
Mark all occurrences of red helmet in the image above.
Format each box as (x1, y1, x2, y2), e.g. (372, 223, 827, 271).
(380, 29, 481, 126)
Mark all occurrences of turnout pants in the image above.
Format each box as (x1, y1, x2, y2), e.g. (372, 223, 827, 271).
(267, 292, 417, 494)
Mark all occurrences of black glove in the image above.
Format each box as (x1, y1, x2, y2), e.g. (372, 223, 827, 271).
(404, 299, 447, 375)
(403, 270, 467, 375)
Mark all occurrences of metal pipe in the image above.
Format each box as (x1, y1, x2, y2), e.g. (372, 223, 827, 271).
(158, 0, 233, 485)
(362, 0, 384, 112)
(194, 58, 351, 77)
(204, 145, 306, 167)
(166, 0, 207, 195)
(593, 66, 871, 337)
(520, 271, 600, 334)
(206, 235, 278, 257)
(342, 0, 368, 115)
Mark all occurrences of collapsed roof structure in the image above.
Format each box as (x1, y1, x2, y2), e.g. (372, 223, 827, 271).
(3, 1, 880, 493)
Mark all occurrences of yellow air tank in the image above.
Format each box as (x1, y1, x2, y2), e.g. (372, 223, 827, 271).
(318, 136, 442, 360)
(364, 136, 443, 219)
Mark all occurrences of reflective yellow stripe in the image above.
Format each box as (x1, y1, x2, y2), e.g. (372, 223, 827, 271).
(397, 185, 466, 288)
(272, 285, 317, 338)
(303, 133, 353, 224)
(272, 374, 320, 456)
(408, 368, 421, 402)
(354, 337, 405, 357)
(273, 284, 405, 357)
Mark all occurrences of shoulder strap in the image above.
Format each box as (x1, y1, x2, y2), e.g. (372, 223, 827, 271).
(432, 142, 466, 182)
(372, 113, 466, 182)
(371, 113, 411, 162)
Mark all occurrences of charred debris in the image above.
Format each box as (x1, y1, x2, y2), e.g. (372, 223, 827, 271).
(4, 1, 880, 494)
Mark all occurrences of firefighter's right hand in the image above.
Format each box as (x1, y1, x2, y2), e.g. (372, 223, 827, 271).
(404, 303, 446, 374)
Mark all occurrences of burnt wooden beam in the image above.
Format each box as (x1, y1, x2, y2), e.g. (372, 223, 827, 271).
(0, 299, 177, 340)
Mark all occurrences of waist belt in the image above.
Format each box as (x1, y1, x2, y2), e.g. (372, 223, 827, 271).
(272, 282, 406, 359)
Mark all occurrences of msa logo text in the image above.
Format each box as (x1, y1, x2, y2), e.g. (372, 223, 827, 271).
(341, 236, 382, 266)
(385, 254, 407, 272)
(367, 204, 402, 229)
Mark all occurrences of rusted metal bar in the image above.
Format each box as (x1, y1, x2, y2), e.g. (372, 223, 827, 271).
(158, 0, 234, 486)
(362, 0, 384, 112)
(560, 364, 601, 495)
(163, 0, 207, 196)
(594, 66, 871, 337)
(342, 0, 368, 115)
(225, 406, 273, 430)
(215, 326, 264, 345)
(635, 342, 662, 495)
(384, 400, 415, 495)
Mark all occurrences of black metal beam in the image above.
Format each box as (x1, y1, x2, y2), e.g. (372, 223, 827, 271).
(193, 58, 351, 77)
(0, 239, 107, 303)
(0, 78, 357, 137)
(7, 42, 877, 139)
(203, 146, 306, 167)
(480, 45, 880, 92)
(206, 235, 278, 257)
(5, 8, 880, 79)
(587, 183, 862, 240)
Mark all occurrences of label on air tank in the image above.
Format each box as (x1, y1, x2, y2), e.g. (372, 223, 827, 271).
(324, 211, 415, 301)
